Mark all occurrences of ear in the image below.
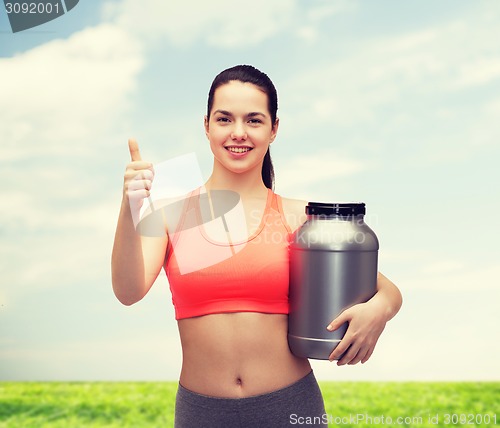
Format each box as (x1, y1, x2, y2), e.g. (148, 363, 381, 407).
(204, 115, 210, 139)
(269, 117, 279, 144)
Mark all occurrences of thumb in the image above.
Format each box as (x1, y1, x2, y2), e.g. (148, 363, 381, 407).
(128, 138, 142, 161)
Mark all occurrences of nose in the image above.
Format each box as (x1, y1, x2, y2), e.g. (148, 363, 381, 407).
(231, 121, 247, 141)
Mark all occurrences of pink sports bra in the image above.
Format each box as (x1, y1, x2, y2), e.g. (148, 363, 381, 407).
(164, 188, 293, 320)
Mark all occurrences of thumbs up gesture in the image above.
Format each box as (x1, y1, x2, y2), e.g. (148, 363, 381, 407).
(124, 138, 154, 210)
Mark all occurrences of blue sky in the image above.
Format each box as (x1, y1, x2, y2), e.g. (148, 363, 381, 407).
(1, 0, 499, 382)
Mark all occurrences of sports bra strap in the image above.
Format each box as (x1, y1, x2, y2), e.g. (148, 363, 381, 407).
(273, 192, 292, 234)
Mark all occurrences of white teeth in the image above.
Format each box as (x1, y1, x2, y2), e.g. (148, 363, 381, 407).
(227, 147, 251, 153)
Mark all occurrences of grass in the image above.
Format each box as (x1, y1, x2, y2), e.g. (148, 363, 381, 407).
(0, 382, 498, 427)
(319, 382, 499, 427)
(0, 383, 177, 428)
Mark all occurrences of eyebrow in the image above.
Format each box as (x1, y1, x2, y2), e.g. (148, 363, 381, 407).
(213, 110, 267, 118)
(248, 112, 267, 118)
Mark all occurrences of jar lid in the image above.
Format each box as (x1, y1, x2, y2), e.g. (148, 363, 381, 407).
(306, 202, 366, 216)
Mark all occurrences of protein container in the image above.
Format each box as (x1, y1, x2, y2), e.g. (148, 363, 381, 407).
(288, 202, 379, 360)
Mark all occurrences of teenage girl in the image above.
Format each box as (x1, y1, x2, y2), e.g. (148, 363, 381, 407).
(112, 65, 402, 427)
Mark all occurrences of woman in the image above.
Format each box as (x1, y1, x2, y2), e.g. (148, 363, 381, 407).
(112, 65, 402, 427)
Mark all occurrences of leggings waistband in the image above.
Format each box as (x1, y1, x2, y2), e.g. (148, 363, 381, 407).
(175, 370, 327, 427)
(177, 370, 317, 411)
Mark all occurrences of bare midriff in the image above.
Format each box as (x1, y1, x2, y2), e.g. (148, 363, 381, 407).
(177, 312, 311, 398)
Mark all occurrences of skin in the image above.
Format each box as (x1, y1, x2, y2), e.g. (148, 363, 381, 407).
(111, 80, 403, 398)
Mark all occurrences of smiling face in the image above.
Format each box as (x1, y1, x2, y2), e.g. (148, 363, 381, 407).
(205, 80, 278, 178)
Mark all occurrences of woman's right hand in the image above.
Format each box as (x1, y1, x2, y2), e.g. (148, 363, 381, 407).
(112, 138, 167, 305)
(124, 138, 155, 214)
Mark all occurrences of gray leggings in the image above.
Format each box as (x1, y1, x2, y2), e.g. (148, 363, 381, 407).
(174, 371, 327, 427)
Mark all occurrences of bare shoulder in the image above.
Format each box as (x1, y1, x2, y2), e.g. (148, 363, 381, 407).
(279, 196, 308, 232)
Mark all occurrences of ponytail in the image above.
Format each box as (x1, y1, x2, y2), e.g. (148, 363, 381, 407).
(262, 148, 274, 191)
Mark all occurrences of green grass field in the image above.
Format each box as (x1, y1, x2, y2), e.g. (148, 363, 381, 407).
(0, 382, 498, 427)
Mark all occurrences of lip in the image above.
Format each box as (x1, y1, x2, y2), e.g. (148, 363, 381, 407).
(224, 146, 253, 158)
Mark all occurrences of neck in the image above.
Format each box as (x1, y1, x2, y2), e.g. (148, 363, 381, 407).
(205, 160, 269, 198)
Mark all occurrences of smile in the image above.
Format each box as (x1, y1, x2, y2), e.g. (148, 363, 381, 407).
(225, 147, 253, 153)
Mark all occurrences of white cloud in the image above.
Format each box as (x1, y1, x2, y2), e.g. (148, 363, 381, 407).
(421, 260, 463, 275)
(0, 332, 182, 380)
(0, 22, 145, 293)
(484, 97, 500, 116)
(274, 151, 366, 195)
(0, 23, 144, 161)
(296, 26, 319, 43)
(295, 0, 356, 44)
(306, 0, 356, 22)
(284, 14, 499, 111)
(402, 264, 499, 292)
(105, 0, 298, 49)
(377, 28, 439, 55)
(452, 57, 500, 88)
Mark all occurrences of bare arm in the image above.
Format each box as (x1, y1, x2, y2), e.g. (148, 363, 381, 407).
(111, 139, 168, 306)
(372, 272, 403, 321)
